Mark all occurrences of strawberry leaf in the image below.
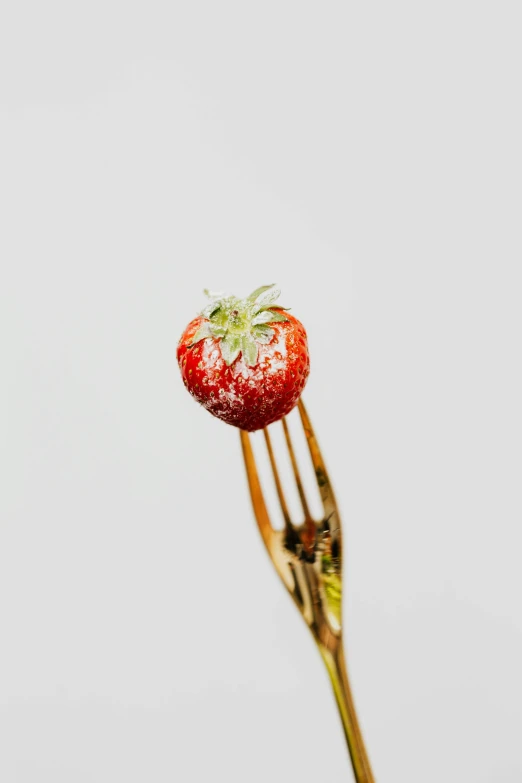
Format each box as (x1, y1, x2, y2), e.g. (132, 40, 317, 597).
(252, 325, 274, 344)
(190, 322, 212, 345)
(255, 287, 281, 307)
(247, 284, 275, 302)
(210, 324, 227, 337)
(252, 309, 276, 325)
(264, 309, 288, 323)
(201, 302, 221, 319)
(241, 335, 258, 367)
(220, 335, 241, 365)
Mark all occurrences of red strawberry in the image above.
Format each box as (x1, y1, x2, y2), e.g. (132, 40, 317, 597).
(177, 285, 310, 431)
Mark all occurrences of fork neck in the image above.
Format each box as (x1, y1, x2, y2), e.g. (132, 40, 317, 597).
(318, 637, 376, 783)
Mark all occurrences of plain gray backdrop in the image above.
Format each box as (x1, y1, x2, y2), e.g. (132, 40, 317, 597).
(1, 1, 521, 781)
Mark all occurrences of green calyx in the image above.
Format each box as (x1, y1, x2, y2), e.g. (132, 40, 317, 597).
(190, 284, 289, 367)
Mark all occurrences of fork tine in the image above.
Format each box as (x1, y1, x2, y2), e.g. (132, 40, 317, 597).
(239, 430, 275, 548)
(263, 429, 293, 531)
(297, 399, 337, 519)
(281, 417, 313, 522)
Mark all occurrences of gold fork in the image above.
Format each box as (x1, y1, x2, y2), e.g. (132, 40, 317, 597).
(240, 399, 375, 783)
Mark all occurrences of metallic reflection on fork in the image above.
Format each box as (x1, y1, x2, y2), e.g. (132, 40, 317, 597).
(240, 399, 375, 783)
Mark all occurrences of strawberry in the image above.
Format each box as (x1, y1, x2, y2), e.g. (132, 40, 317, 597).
(177, 285, 310, 431)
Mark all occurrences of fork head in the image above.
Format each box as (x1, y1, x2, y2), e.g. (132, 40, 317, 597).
(240, 399, 343, 643)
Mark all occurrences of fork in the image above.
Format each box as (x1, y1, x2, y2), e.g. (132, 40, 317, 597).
(240, 399, 375, 783)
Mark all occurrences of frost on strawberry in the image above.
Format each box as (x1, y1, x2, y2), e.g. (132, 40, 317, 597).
(177, 284, 310, 432)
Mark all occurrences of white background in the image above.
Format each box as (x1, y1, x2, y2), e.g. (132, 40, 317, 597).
(1, 2, 521, 781)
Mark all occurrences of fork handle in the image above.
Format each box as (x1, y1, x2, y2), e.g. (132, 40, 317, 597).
(319, 639, 376, 782)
